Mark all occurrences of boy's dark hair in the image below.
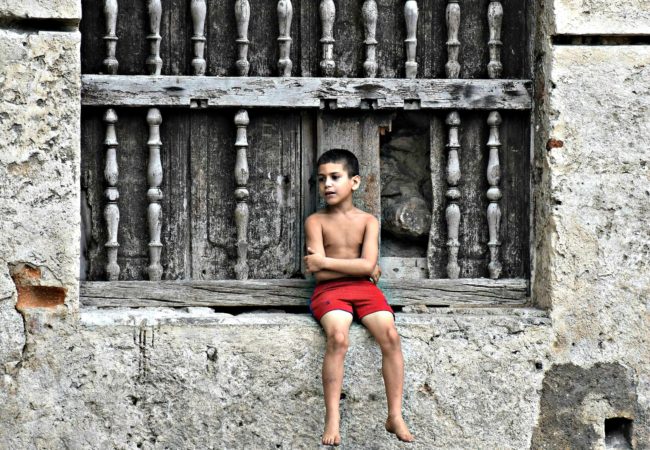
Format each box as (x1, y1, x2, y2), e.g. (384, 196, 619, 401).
(316, 149, 360, 177)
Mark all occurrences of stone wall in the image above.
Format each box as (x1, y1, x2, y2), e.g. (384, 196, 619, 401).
(0, 0, 649, 448)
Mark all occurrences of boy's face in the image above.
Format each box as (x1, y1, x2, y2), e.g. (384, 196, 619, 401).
(317, 162, 360, 206)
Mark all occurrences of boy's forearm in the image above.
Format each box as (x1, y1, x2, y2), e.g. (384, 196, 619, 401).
(322, 257, 375, 277)
(313, 269, 351, 282)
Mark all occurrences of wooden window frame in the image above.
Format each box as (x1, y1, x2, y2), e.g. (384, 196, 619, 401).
(80, 76, 532, 309)
(80, 0, 535, 310)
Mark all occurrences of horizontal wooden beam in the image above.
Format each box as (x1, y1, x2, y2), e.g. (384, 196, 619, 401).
(80, 278, 528, 308)
(81, 76, 532, 110)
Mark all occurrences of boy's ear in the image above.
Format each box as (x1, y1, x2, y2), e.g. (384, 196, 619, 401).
(351, 174, 361, 191)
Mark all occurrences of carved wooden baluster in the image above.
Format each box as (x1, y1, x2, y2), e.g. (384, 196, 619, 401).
(103, 0, 119, 74)
(191, 0, 207, 75)
(445, 111, 461, 279)
(103, 109, 120, 280)
(404, 0, 418, 79)
(487, 0, 503, 78)
(362, 0, 378, 78)
(234, 110, 250, 280)
(486, 111, 502, 279)
(445, 0, 461, 78)
(146, 0, 163, 75)
(277, 0, 293, 76)
(235, 0, 250, 76)
(319, 0, 336, 76)
(146, 108, 163, 281)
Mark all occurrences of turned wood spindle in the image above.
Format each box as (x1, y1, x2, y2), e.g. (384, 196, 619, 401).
(404, 0, 418, 79)
(277, 0, 293, 76)
(146, 0, 163, 75)
(235, 0, 251, 76)
(487, 0, 503, 79)
(486, 111, 502, 279)
(146, 108, 164, 281)
(103, 0, 119, 74)
(190, 0, 207, 75)
(234, 110, 250, 280)
(445, 111, 461, 279)
(362, 0, 378, 78)
(103, 109, 120, 280)
(445, 0, 461, 78)
(319, 0, 336, 76)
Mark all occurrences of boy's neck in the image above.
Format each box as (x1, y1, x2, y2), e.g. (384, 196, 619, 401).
(326, 197, 355, 214)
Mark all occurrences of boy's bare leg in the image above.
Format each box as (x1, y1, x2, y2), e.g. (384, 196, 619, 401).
(361, 311, 414, 442)
(320, 310, 353, 446)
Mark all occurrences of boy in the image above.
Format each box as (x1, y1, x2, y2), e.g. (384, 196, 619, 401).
(304, 149, 414, 445)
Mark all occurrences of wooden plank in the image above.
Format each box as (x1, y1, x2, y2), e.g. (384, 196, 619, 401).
(81, 76, 532, 110)
(300, 111, 317, 274)
(426, 113, 447, 278)
(316, 111, 392, 220)
(80, 278, 528, 307)
(160, 109, 191, 279)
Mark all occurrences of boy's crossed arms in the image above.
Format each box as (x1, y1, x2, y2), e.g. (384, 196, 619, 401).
(303, 210, 381, 284)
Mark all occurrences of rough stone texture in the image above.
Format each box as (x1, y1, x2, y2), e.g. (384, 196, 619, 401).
(0, 27, 81, 412)
(0, 309, 552, 449)
(0, 29, 81, 315)
(553, 0, 650, 35)
(532, 363, 642, 449)
(533, 45, 650, 447)
(0, 0, 80, 21)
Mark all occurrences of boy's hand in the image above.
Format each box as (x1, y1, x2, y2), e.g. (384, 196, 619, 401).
(370, 264, 382, 284)
(304, 247, 326, 273)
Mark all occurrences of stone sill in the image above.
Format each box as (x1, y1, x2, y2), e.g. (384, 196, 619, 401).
(80, 306, 550, 328)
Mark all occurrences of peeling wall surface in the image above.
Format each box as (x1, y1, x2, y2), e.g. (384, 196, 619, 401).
(1, 0, 649, 448)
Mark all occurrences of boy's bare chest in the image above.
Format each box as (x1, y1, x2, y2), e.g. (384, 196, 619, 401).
(321, 218, 366, 254)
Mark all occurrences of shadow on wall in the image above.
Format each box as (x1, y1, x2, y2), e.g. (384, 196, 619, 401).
(531, 363, 643, 449)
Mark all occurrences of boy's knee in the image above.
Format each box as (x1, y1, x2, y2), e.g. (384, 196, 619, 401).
(380, 327, 401, 350)
(327, 330, 349, 353)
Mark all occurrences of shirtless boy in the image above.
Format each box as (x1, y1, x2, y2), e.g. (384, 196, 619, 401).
(304, 149, 414, 446)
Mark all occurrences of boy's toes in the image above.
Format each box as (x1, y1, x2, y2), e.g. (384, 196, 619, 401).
(321, 433, 341, 446)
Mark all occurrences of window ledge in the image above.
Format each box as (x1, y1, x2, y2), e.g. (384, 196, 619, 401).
(80, 305, 549, 328)
(80, 278, 529, 308)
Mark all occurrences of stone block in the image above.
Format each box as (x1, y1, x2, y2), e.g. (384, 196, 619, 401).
(548, 46, 650, 176)
(534, 45, 650, 445)
(0, 309, 553, 449)
(0, 0, 80, 21)
(553, 0, 650, 35)
(0, 30, 81, 310)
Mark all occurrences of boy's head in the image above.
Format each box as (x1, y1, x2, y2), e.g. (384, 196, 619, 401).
(316, 149, 360, 178)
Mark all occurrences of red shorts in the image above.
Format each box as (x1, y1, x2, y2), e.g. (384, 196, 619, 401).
(309, 278, 394, 322)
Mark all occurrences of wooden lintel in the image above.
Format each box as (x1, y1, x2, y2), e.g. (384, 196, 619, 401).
(81, 75, 532, 110)
(80, 278, 528, 308)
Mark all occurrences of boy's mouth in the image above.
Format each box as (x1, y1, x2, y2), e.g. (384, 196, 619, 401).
(325, 191, 335, 196)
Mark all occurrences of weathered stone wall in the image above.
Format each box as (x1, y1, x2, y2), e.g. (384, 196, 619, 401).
(530, 0, 650, 447)
(0, 6, 81, 426)
(0, 0, 649, 448)
(0, 309, 552, 449)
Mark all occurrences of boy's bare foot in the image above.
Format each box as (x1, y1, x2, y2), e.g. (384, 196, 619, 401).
(322, 418, 341, 446)
(385, 415, 414, 442)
